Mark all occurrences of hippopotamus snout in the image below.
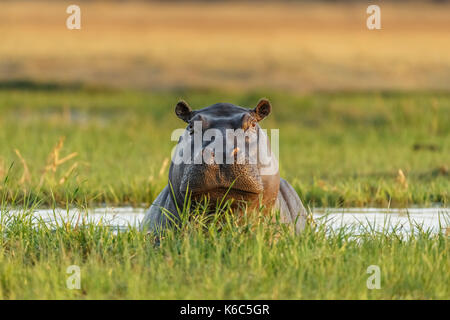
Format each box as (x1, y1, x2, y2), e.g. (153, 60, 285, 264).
(180, 163, 264, 198)
(192, 141, 245, 166)
(178, 115, 264, 199)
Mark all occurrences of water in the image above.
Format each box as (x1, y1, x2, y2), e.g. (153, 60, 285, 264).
(313, 207, 449, 235)
(1, 206, 448, 235)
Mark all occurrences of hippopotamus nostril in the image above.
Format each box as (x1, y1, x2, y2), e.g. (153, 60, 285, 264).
(231, 147, 239, 159)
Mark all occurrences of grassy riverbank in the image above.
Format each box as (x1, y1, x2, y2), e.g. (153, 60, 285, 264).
(0, 202, 448, 299)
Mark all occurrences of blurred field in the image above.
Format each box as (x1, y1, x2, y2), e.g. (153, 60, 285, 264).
(1, 1, 450, 91)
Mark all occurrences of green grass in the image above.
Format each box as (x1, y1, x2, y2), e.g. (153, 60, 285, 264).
(0, 87, 448, 207)
(0, 86, 448, 299)
(0, 197, 448, 299)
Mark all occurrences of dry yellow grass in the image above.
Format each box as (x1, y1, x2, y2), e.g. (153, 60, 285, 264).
(39, 136, 78, 187)
(10, 136, 79, 189)
(13, 149, 31, 185)
(0, 1, 449, 91)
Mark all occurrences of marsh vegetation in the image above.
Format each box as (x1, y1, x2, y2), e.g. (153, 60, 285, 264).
(0, 89, 448, 207)
(0, 200, 448, 299)
(0, 1, 448, 299)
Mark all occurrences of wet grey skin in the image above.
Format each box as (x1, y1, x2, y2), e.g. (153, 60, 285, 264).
(140, 99, 307, 234)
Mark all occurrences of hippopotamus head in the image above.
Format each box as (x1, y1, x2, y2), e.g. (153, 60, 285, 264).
(141, 98, 307, 234)
(168, 99, 280, 210)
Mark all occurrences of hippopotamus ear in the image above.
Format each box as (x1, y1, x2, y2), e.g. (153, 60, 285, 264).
(175, 100, 193, 122)
(253, 98, 272, 121)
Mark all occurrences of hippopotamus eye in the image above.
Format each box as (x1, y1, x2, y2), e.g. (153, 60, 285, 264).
(187, 123, 194, 135)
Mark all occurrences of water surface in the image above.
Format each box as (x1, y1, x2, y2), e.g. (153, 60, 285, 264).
(2, 207, 448, 235)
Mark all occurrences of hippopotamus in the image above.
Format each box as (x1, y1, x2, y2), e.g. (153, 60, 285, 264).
(140, 99, 307, 233)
